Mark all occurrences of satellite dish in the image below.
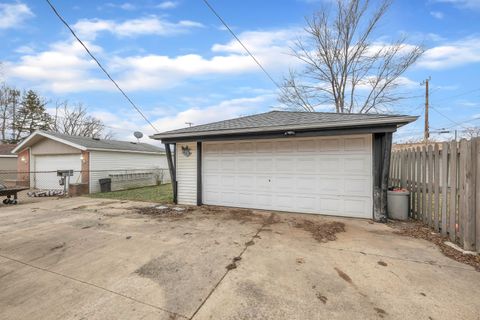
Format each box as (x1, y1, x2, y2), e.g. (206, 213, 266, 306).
(134, 131, 143, 139)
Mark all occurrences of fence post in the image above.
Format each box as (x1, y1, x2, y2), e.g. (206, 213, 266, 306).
(416, 146, 422, 219)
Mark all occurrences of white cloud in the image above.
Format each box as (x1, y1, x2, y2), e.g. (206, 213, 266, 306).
(0, 2, 33, 29)
(156, 1, 179, 9)
(6, 40, 111, 92)
(417, 36, 480, 69)
(73, 16, 203, 40)
(6, 27, 301, 93)
(430, 11, 445, 19)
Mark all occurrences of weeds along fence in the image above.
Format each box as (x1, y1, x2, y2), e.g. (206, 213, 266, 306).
(390, 138, 480, 252)
(0, 168, 170, 205)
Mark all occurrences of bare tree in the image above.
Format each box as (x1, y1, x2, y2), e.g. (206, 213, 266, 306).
(50, 101, 112, 139)
(463, 127, 480, 139)
(279, 0, 424, 113)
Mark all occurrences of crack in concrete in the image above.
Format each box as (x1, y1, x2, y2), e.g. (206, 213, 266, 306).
(188, 214, 274, 320)
(0, 253, 188, 319)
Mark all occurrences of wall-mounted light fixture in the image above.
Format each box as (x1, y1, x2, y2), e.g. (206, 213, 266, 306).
(20, 156, 26, 163)
(80, 154, 86, 163)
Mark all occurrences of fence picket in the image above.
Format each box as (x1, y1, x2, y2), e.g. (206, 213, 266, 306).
(441, 142, 448, 236)
(416, 146, 422, 219)
(427, 145, 434, 227)
(459, 140, 467, 243)
(434, 144, 440, 232)
(449, 140, 457, 242)
(422, 146, 427, 224)
(463, 140, 476, 251)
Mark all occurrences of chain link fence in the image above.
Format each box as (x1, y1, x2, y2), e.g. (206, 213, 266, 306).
(0, 168, 170, 205)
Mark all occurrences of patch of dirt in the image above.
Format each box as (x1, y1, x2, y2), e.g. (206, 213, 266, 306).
(390, 220, 480, 271)
(50, 242, 65, 251)
(334, 267, 352, 284)
(316, 293, 327, 304)
(135, 206, 192, 218)
(374, 307, 387, 318)
(226, 262, 237, 270)
(377, 260, 388, 267)
(295, 220, 346, 243)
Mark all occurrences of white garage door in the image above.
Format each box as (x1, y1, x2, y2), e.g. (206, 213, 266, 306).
(34, 154, 82, 190)
(202, 135, 373, 218)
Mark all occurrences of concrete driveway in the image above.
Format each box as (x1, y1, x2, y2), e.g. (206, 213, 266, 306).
(0, 198, 479, 320)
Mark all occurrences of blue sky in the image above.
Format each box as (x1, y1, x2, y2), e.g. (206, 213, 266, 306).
(0, 0, 479, 143)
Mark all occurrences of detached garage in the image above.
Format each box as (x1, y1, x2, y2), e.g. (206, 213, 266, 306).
(152, 111, 417, 221)
(12, 131, 167, 193)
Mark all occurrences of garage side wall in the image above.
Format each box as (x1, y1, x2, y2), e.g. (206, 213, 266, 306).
(88, 151, 167, 193)
(176, 142, 197, 205)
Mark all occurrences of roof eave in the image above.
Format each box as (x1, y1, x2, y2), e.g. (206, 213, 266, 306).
(150, 116, 418, 141)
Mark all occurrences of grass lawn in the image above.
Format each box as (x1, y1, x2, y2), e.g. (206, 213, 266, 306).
(89, 183, 173, 203)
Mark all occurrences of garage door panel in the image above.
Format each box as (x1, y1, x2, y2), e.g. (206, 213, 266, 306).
(221, 159, 235, 171)
(318, 177, 343, 195)
(345, 178, 370, 196)
(295, 176, 317, 192)
(318, 157, 342, 173)
(237, 158, 254, 172)
(221, 175, 235, 188)
(275, 140, 294, 153)
(319, 138, 341, 152)
(344, 137, 368, 152)
(256, 158, 274, 172)
(297, 139, 317, 152)
(344, 157, 369, 173)
(296, 157, 316, 173)
(255, 141, 273, 153)
(256, 194, 272, 207)
(203, 135, 372, 218)
(237, 175, 255, 189)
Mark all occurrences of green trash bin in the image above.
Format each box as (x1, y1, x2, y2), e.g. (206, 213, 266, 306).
(387, 190, 410, 220)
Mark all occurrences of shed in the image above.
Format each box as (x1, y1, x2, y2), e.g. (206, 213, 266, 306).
(151, 111, 417, 221)
(12, 131, 167, 193)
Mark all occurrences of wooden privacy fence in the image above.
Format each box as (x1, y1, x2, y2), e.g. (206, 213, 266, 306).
(390, 138, 480, 252)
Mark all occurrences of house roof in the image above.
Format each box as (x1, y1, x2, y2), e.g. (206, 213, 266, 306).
(12, 131, 165, 154)
(0, 144, 17, 157)
(151, 111, 418, 140)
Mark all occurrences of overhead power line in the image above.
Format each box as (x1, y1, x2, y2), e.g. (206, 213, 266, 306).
(44, 0, 159, 133)
(201, 0, 281, 89)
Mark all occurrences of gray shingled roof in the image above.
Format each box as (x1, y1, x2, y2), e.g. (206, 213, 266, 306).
(152, 111, 417, 139)
(40, 131, 164, 153)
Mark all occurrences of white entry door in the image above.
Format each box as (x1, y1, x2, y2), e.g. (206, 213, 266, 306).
(202, 135, 373, 218)
(34, 154, 82, 190)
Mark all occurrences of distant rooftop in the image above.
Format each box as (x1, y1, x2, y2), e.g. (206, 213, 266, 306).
(0, 144, 17, 156)
(13, 131, 165, 154)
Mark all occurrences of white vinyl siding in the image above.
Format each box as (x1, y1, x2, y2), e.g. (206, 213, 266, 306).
(176, 142, 197, 205)
(202, 134, 373, 218)
(89, 151, 167, 193)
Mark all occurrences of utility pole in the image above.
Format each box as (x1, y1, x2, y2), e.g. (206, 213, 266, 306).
(421, 77, 430, 142)
(185, 122, 193, 127)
